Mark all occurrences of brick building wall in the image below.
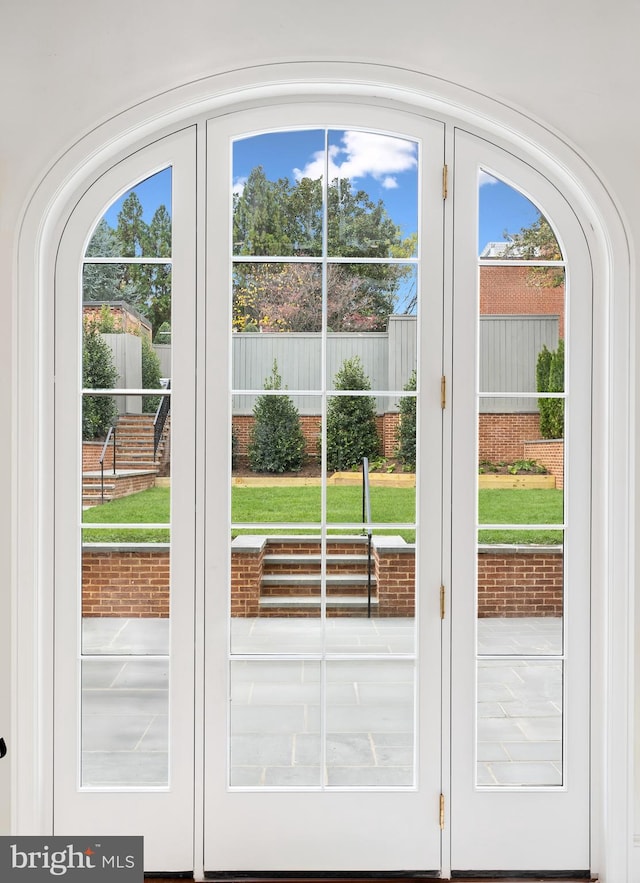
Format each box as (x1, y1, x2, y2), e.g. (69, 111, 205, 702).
(480, 265, 565, 338)
(83, 302, 153, 339)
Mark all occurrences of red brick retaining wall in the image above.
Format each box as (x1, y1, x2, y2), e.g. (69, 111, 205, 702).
(523, 439, 564, 489)
(479, 413, 542, 462)
(233, 413, 400, 462)
(82, 546, 170, 617)
(234, 413, 559, 470)
(477, 546, 563, 618)
(81, 542, 563, 620)
(83, 442, 104, 472)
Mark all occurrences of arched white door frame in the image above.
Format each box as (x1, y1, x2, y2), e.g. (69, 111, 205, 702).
(12, 62, 633, 882)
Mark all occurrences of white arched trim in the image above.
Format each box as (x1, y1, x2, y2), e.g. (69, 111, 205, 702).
(13, 62, 633, 882)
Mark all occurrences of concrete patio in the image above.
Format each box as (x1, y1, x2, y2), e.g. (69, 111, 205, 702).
(80, 616, 563, 789)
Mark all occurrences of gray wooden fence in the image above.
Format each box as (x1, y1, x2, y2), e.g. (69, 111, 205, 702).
(151, 314, 559, 414)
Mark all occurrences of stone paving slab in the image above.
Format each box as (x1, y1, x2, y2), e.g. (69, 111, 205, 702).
(80, 616, 564, 789)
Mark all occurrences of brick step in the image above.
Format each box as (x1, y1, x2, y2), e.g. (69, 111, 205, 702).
(115, 435, 154, 443)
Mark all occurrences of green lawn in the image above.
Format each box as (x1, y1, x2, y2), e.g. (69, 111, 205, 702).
(83, 486, 170, 542)
(478, 488, 563, 544)
(83, 485, 564, 545)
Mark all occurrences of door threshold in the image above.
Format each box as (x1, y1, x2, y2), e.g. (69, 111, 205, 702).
(142, 874, 596, 883)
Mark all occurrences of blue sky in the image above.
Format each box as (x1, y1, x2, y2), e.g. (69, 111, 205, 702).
(103, 131, 541, 253)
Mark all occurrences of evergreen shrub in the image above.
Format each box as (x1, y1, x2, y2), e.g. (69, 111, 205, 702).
(397, 369, 417, 470)
(326, 356, 380, 472)
(248, 361, 306, 473)
(82, 322, 118, 439)
(536, 340, 564, 439)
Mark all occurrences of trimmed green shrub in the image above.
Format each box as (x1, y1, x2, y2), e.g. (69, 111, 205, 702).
(248, 361, 306, 473)
(82, 322, 118, 440)
(141, 334, 162, 413)
(536, 340, 564, 439)
(396, 369, 417, 470)
(326, 356, 380, 472)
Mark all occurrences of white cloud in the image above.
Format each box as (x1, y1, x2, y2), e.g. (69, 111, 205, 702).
(479, 170, 499, 187)
(233, 176, 247, 196)
(294, 131, 417, 187)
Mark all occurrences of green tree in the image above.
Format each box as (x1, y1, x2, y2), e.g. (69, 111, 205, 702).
(85, 194, 173, 337)
(82, 321, 119, 439)
(248, 361, 306, 473)
(536, 340, 564, 439)
(141, 205, 173, 331)
(112, 192, 152, 318)
(141, 335, 162, 414)
(232, 168, 414, 330)
(396, 369, 417, 470)
(154, 321, 172, 344)
(233, 167, 292, 255)
(326, 356, 380, 472)
(83, 219, 122, 301)
(505, 214, 564, 288)
(117, 191, 147, 257)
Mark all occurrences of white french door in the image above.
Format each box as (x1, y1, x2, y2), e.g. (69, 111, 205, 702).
(448, 130, 591, 873)
(203, 105, 446, 873)
(52, 105, 592, 878)
(54, 128, 198, 873)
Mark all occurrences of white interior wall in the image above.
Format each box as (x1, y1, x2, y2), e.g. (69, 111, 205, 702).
(1, 0, 637, 871)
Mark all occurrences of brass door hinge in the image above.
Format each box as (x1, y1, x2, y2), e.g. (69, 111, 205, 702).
(439, 793, 445, 829)
(440, 585, 446, 620)
(442, 164, 448, 199)
(441, 375, 446, 409)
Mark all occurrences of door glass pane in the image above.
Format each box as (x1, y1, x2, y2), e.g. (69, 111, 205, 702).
(326, 660, 415, 786)
(478, 173, 562, 262)
(327, 130, 418, 259)
(476, 172, 566, 787)
(326, 263, 418, 335)
(477, 659, 563, 787)
(81, 659, 169, 787)
(232, 130, 324, 257)
(86, 169, 172, 259)
(229, 128, 420, 788)
(80, 169, 173, 788)
(230, 660, 322, 787)
(477, 532, 564, 656)
(233, 262, 323, 334)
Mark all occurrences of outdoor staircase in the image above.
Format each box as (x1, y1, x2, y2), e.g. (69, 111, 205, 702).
(114, 414, 166, 470)
(82, 413, 170, 506)
(258, 537, 378, 616)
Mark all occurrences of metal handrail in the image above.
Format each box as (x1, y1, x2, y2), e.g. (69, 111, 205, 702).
(362, 457, 373, 618)
(99, 425, 117, 503)
(153, 380, 171, 458)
